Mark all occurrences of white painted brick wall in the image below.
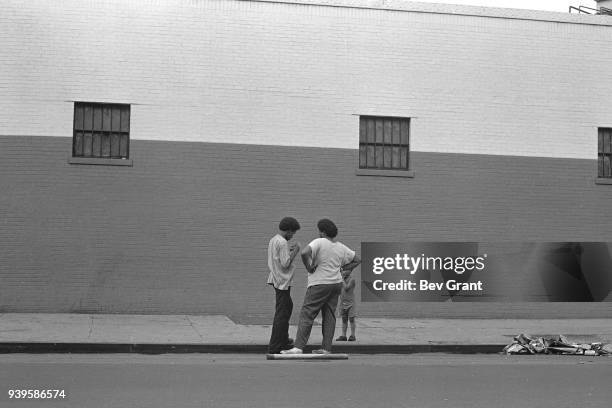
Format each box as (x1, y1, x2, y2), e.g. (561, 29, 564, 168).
(1, 0, 612, 159)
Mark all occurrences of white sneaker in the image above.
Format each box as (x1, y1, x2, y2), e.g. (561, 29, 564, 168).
(280, 347, 303, 354)
(312, 349, 331, 355)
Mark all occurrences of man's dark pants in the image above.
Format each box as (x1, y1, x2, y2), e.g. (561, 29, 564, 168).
(295, 282, 343, 351)
(268, 287, 293, 354)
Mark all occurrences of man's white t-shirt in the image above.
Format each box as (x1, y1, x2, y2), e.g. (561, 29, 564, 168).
(307, 238, 355, 287)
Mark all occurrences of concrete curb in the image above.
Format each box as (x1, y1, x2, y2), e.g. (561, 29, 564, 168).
(0, 343, 506, 355)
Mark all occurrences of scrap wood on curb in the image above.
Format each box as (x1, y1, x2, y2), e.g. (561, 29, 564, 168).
(504, 333, 612, 356)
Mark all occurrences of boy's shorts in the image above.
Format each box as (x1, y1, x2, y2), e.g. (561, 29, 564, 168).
(338, 305, 356, 319)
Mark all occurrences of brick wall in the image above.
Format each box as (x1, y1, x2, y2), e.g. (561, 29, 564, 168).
(1, 0, 611, 157)
(2, 0, 612, 319)
(1, 136, 611, 320)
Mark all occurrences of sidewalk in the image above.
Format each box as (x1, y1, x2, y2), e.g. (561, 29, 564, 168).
(1, 313, 611, 354)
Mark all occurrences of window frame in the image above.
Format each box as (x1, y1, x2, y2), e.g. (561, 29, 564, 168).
(356, 115, 414, 178)
(596, 127, 612, 184)
(69, 101, 133, 166)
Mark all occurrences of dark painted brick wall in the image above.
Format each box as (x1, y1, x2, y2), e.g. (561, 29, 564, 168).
(1, 136, 611, 321)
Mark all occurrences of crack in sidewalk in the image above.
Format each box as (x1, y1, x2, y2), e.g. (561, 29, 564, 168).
(185, 316, 205, 342)
(87, 316, 94, 340)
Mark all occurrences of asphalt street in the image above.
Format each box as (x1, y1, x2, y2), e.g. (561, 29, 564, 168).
(1, 354, 611, 408)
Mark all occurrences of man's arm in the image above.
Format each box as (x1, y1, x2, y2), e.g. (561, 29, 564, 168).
(341, 254, 361, 278)
(279, 241, 301, 268)
(301, 245, 316, 274)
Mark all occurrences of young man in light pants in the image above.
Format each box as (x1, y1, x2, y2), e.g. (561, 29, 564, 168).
(282, 219, 361, 354)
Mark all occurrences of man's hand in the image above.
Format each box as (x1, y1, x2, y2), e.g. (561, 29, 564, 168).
(285, 241, 301, 265)
(341, 255, 361, 276)
(289, 241, 301, 252)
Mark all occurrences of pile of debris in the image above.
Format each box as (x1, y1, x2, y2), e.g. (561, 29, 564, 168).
(504, 333, 612, 356)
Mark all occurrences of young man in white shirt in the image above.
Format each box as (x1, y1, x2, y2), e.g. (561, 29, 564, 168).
(267, 217, 301, 354)
(282, 218, 361, 354)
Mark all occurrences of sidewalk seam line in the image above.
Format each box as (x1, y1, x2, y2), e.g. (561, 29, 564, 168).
(185, 316, 205, 342)
(87, 316, 94, 340)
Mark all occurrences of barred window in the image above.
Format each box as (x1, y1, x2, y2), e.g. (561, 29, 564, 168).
(359, 116, 410, 170)
(599, 128, 612, 178)
(73, 102, 130, 159)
